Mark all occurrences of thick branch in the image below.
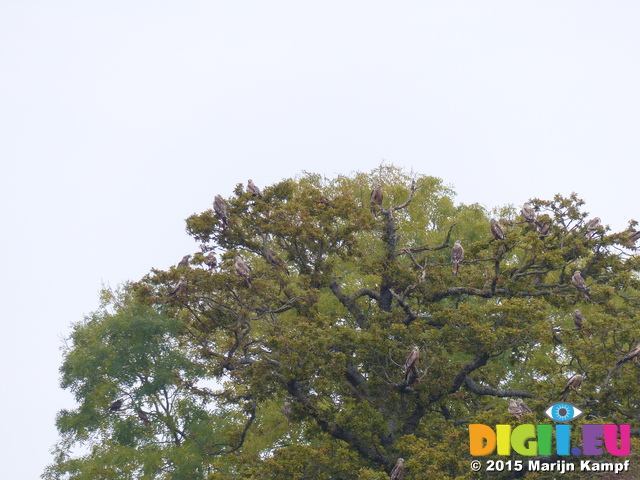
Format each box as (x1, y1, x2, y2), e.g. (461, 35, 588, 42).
(397, 222, 457, 255)
(329, 280, 373, 328)
(286, 380, 388, 465)
(464, 377, 535, 398)
(400, 354, 490, 436)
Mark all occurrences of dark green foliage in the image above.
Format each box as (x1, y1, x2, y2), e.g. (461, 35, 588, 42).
(46, 167, 640, 479)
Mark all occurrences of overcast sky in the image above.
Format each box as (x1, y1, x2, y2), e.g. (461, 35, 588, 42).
(2, 2, 640, 478)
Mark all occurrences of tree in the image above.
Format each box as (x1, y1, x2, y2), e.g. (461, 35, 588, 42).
(46, 166, 640, 479)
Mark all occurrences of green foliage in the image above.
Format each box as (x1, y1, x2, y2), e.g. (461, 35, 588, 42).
(47, 166, 640, 479)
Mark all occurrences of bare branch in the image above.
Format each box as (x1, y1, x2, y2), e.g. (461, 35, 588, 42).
(397, 223, 457, 255)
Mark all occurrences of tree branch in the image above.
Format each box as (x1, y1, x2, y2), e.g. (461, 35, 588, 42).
(464, 377, 535, 398)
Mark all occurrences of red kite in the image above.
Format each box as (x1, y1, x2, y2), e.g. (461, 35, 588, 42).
(205, 252, 218, 270)
(571, 270, 590, 299)
(267, 248, 289, 275)
(521, 203, 536, 223)
(560, 374, 583, 401)
(177, 255, 191, 268)
(508, 399, 522, 418)
(109, 399, 123, 412)
(404, 346, 419, 382)
(235, 256, 252, 286)
(490, 219, 505, 241)
(170, 276, 187, 297)
(615, 344, 640, 367)
(536, 221, 550, 238)
(370, 185, 383, 213)
(214, 195, 228, 226)
(517, 398, 532, 415)
(451, 241, 464, 276)
(390, 457, 404, 480)
(585, 217, 601, 239)
(247, 179, 262, 198)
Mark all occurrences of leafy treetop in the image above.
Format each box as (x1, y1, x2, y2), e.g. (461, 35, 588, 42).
(46, 166, 640, 480)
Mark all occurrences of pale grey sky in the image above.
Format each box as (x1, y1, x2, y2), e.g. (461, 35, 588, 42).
(1, 2, 639, 477)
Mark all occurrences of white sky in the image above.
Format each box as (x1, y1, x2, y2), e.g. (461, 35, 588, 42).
(1, 2, 640, 477)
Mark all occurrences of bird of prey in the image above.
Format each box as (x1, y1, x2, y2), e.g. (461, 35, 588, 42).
(571, 270, 590, 299)
(404, 346, 420, 383)
(282, 401, 292, 425)
(451, 240, 464, 276)
(370, 184, 383, 213)
(204, 252, 218, 270)
(213, 195, 228, 227)
(109, 399, 123, 412)
(521, 202, 536, 223)
(235, 256, 252, 286)
(536, 221, 550, 238)
(389, 457, 405, 480)
(490, 219, 505, 241)
(560, 374, 584, 401)
(572, 310, 593, 338)
(585, 217, 601, 239)
(247, 179, 262, 198)
(137, 408, 150, 426)
(170, 276, 187, 297)
(508, 399, 522, 418)
(177, 255, 191, 268)
(517, 398, 532, 416)
(628, 230, 640, 244)
(615, 344, 640, 367)
(267, 248, 289, 275)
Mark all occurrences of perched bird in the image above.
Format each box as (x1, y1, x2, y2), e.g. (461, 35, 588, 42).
(177, 255, 191, 268)
(628, 230, 640, 244)
(204, 252, 218, 270)
(403, 346, 420, 383)
(516, 398, 532, 416)
(521, 202, 536, 223)
(282, 401, 292, 425)
(266, 248, 289, 275)
(573, 310, 592, 338)
(370, 184, 383, 213)
(213, 195, 228, 227)
(571, 270, 590, 299)
(536, 221, 550, 238)
(247, 179, 262, 198)
(615, 344, 640, 367)
(560, 374, 584, 401)
(451, 240, 464, 276)
(235, 256, 252, 286)
(137, 409, 150, 426)
(490, 219, 505, 241)
(585, 217, 601, 239)
(170, 276, 187, 297)
(109, 399, 123, 412)
(389, 457, 405, 480)
(508, 398, 522, 418)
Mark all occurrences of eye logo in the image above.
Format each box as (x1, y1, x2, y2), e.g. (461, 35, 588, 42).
(544, 402, 584, 422)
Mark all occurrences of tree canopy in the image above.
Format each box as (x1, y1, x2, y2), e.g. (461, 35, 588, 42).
(46, 166, 640, 479)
